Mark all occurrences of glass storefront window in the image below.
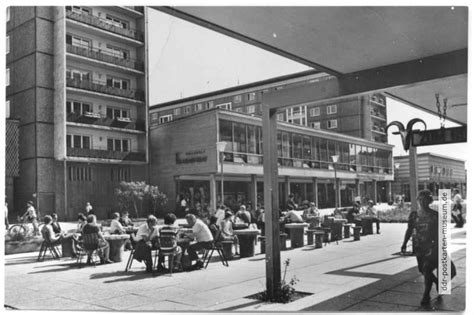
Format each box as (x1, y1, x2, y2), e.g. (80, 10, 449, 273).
(247, 125, 257, 154)
(303, 136, 311, 160)
(233, 123, 246, 153)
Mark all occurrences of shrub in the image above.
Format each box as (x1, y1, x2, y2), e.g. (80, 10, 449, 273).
(257, 258, 299, 303)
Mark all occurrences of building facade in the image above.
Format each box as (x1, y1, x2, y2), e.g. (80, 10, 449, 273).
(150, 109, 394, 213)
(393, 153, 466, 201)
(150, 71, 388, 143)
(6, 6, 149, 220)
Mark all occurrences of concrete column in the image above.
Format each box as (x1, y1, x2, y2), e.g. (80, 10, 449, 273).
(209, 174, 216, 215)
(355, 179, 361, 197)
(250, 174, 258, 211)
(409, 146, 419, 211)
(284, 176, 291, 199)
(387, 181, 392, 202)
(423, 182, 427, 190)
(312, 177, 319, 207)
(372, 179, 377, 203)
(335, 178, 341, 208)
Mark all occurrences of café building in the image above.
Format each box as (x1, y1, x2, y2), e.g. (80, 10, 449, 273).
(150, 108, 394, 214)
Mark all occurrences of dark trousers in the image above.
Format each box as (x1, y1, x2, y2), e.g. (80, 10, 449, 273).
(187, 241, 212, 261)
(134, 240, 154, 267)
(452, 206, 464, 227)
(372, 218, 380, 232)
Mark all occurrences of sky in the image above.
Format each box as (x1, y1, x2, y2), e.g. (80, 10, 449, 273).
(148, 8, 469, 166)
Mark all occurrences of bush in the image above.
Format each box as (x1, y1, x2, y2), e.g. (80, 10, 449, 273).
(114, 181, 167, 218)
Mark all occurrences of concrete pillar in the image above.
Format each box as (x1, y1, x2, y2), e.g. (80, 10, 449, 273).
(209, 174, 216, 215)
(312, 177, 319, 207)
(372, 179, 377, 204)
(387, 181, 392, 202)
(355, 179, 361, 197)
(409, 146, 419, 212)
(335, 178, 341, 208)
(284, 176, 291, 199)
(250, 174, 258, 211)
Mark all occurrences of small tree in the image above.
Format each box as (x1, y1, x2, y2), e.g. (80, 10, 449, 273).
(114, 181, 167, 218)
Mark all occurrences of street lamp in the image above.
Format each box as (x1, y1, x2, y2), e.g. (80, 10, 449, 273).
(331, 155, 339, 209)
(216, 141, 227, 207)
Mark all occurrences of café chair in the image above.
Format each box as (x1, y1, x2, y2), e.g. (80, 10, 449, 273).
(76, 233, 100, 267)
(202, 230, 229, 269)
(155, 232, 179, 275)
(37, 232, 61, 262)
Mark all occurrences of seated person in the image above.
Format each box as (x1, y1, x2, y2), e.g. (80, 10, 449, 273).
(257, 208, 265, 234)
(51, 213, 62, 234)
(119, 211, 134, 228)
(82, 214, 113, 264)
(157, 213, 182, 272)
(133, 215, 159, 272)
(214, 206, 226, 226)
(333, 208, 344, 219)
(235, 205, 251, 225)
(183, 214, 214, 270)
(109, 212, 126, 234)
(283, 209, 304, 223)
(347, 201, 362, 225)
(365, 200, 380, 234)
(286, 194, 298, 211)
(208, 215, 220, 240)
(302, 202, 320, 220)
(41, 215, 62, 247)
(220, 211, 240, 256)
(76, 213, 87, 233)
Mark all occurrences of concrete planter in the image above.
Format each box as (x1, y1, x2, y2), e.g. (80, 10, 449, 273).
(5, 238, 43, 255)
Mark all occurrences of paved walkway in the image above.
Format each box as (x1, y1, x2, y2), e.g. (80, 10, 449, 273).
(4, 223, 466, 312)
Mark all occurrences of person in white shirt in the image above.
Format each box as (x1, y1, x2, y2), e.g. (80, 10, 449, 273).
(21, 201, 39, 235)
(133, 215, 159, 273)
(109, 212, 126, 234)
(284, 209, 303, 223)
(184, 214, 213, 269)
(214, 205, 226, 226)
(219, 211, 240, 256)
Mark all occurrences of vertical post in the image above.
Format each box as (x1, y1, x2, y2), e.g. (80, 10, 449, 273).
(262, 103, 281, 300)
(372, 179, 377, 204)
(387, 181, 392, 203)
(409, 146, 418, 211)
(284, 176, 290, 202)
(220, 152, 224, 207)
(209, 174, 216, 215)
(355, 179, 361, 197)
(250, 174, 258, 211)
(312, 177, 318, 207)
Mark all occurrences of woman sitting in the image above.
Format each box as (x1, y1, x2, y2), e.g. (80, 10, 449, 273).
(219, 211, 240, 256)
(41, 215, 62, 246)
(109, 212, 126, 234)
(157, 213, 182, 272)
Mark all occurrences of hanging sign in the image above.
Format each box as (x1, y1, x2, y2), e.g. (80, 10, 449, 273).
(411, 126, 467, 147)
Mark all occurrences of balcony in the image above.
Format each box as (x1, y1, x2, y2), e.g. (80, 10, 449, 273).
(66, 78, 145, 102)
(66, 9, 144, 42)
(67, 44, 144, 72)
(67, 147, 146, 162)
(67, 112, 145, 131)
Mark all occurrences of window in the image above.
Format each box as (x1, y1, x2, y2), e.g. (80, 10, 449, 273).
(105, 15, 128, 29)
(6, 36, 9, 54)
(233, 95, 242, 103)
(6, 100, 10, 118)
(66, 34, 91, 49)
(195, 103, 203, 111)
(207, 101, 214, 109)
(327, 104, 337, 114)
(7, 7, 10, 21)
(277, 113, 284, 121)
(106, 107, 129, 119)
(66, 68, 90, 81)
(67, 6, 91, 15)
(107, 138, 130, 152)
(247, 105, 256, 114)
(327, 119, 338, 129)
(66, 134, 91, 149)
(235, 107, 244, 113)
(106, 76, 129, 90)
(68, 166, 93, 181)
(106, 44, 129, 59)
(151, 112, 158, 121)
(6, 68, 10, 86)
(311, 122, 321, 129)
(184, 106, 191, 114)
(66, 100, 91, 115)
(309, 107, 320, 117)
(173, 107, 181, 115)
(111, 167, 130, 182)
(216, 102, 232, 110)
(248, 92, 256, 101)
(286, 106, 307, 126)
(159, 114, 173, 124)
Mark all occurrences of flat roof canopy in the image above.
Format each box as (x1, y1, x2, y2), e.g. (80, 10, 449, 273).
(154, 6, 467, 125)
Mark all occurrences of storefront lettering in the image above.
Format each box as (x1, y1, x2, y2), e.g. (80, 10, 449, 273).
(175, 150, 208, 164)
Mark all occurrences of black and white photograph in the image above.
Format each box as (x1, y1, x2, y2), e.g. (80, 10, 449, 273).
(2, 2, 470, 313)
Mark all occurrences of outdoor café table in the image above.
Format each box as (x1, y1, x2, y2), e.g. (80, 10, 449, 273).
(284, 223, 309, 248)
(331, 218, 347, 242)
(360, 215, 374, 235)
(232, 222, 249, 230)
(306, 216, 321, 229)
(104, 234, 131, 262)
(234, 229, 260, 258)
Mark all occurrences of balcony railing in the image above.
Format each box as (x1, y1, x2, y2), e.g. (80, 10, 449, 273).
(222, 151, 392, 175)
(67, 147, 146, 161)
(66, 9, 144, 42)
(123, 6, 144, 13)
(67, 44, 144, 72)
(67, 112, 146, 131)
(66, 78, 145, 102)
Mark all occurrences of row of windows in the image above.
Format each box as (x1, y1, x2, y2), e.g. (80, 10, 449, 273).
(219, 120, 392, 171)
(66, 134, 130, 152)
(429, 165, 455, 177)
(66, 34, 131, 59)
(66, 100, 130, 119)
(66, 68, 130, 90)
(67, 166, 131, 182)
(67, 6, 130, 30)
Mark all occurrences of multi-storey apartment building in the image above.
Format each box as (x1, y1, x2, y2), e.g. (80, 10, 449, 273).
(6, 6, 148, 220)
(150, 70, 388, 143)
